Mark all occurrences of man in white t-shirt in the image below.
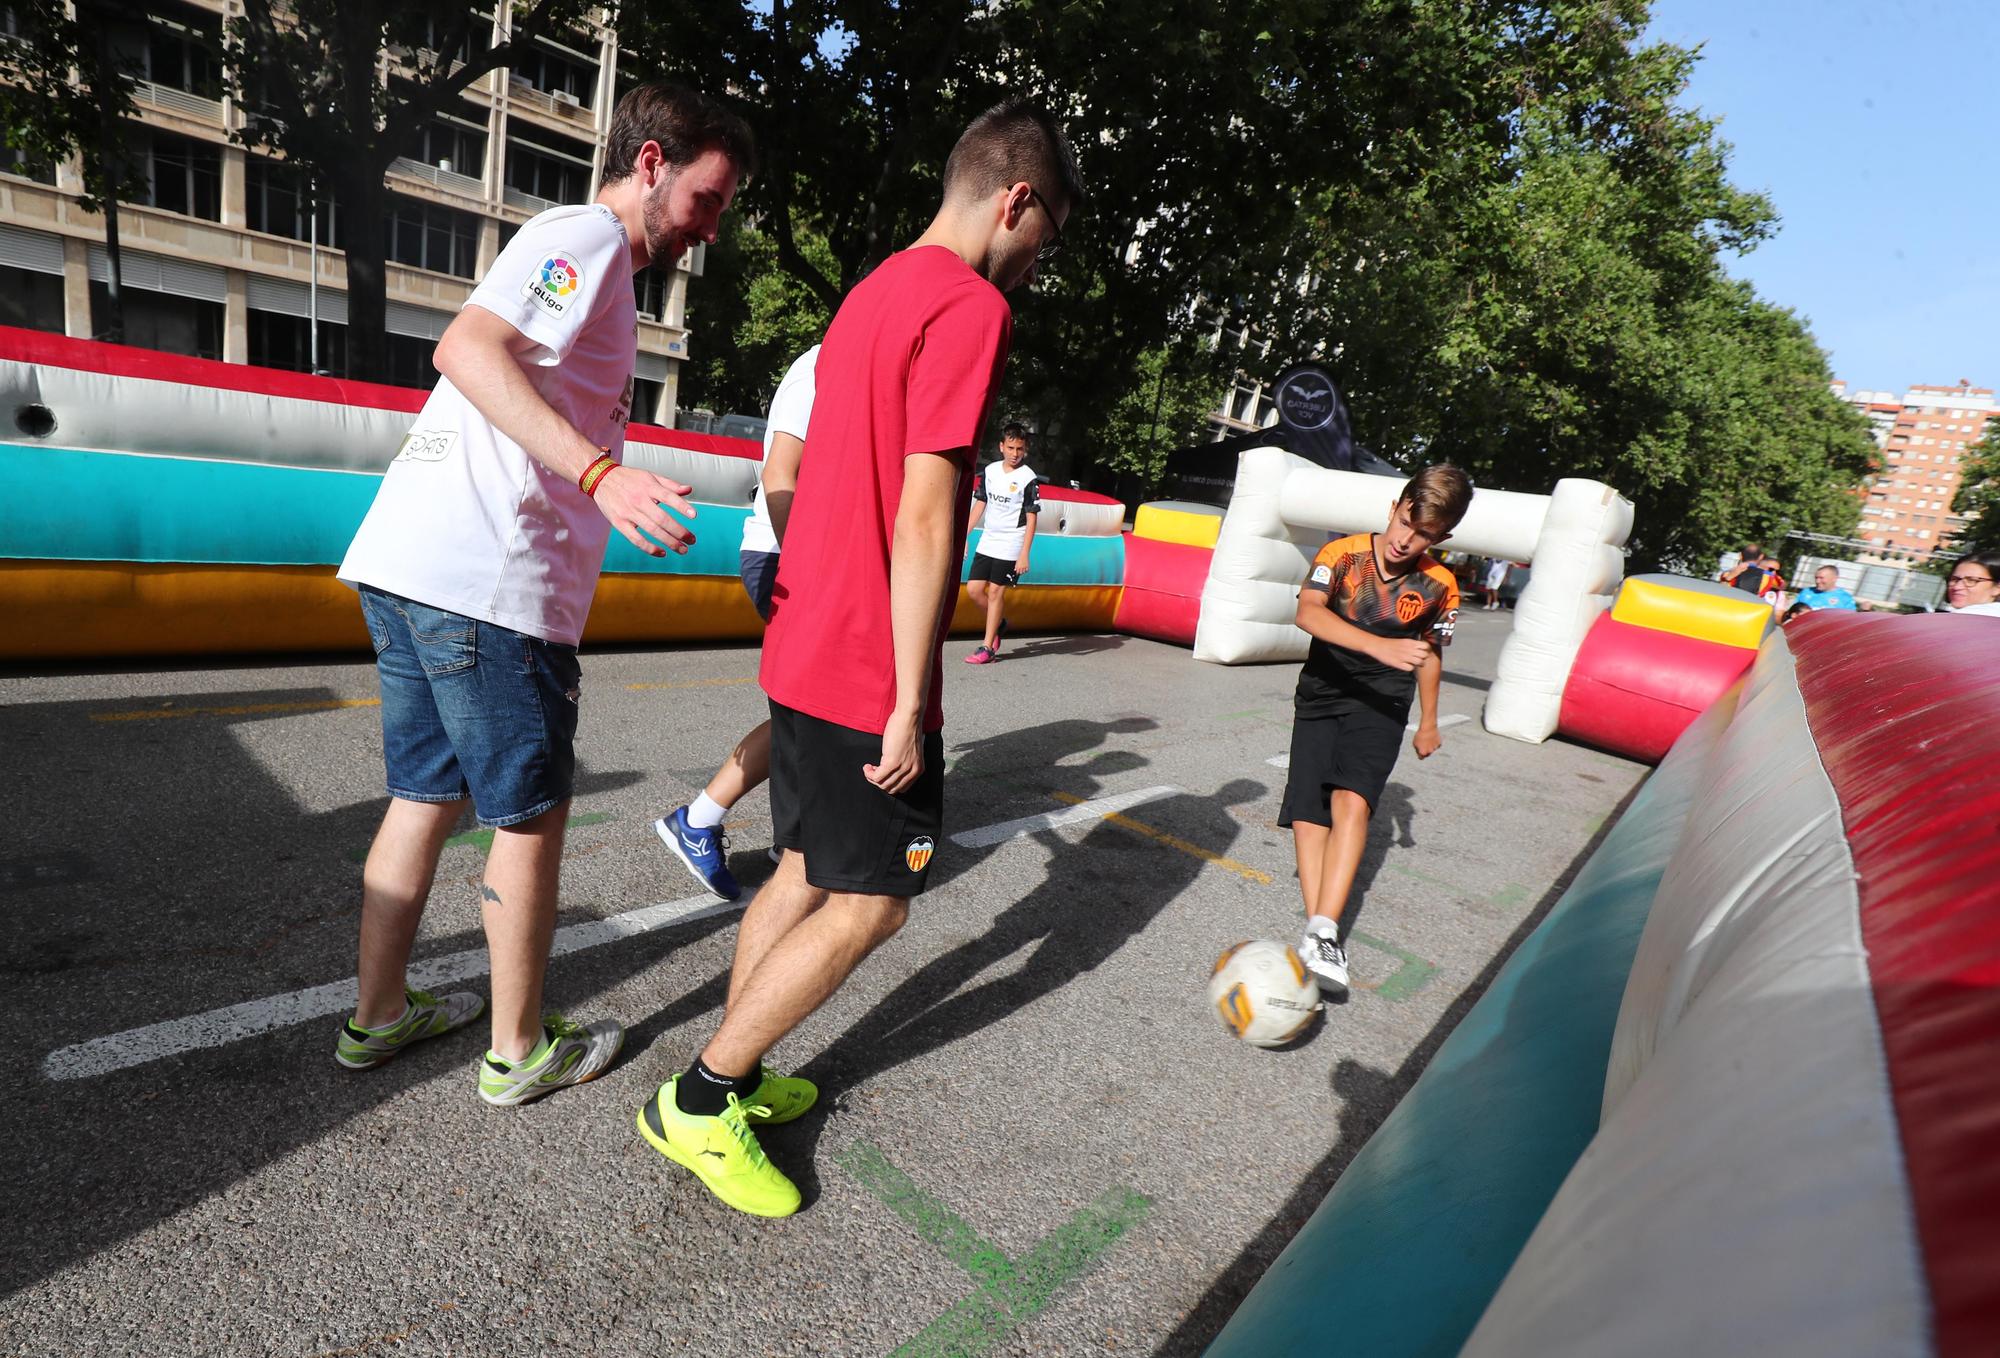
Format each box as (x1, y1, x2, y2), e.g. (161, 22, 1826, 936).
(653, 344, 818, 901)
(962, 422, 1041, 664)
(330, 85, 753, 1107)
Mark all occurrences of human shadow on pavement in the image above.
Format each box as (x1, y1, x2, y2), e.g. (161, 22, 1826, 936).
(0, 686, 679, 1303)
(776, 777, 1268, 1204)
(984, 632, 1130, 662)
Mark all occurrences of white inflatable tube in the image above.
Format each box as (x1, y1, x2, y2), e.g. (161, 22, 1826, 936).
(1194, 448, 1632, 744)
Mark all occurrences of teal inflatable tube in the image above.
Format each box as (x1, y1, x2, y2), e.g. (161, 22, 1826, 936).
(4, 447, 1126, 588)
(1204, 685, 1741, 1358)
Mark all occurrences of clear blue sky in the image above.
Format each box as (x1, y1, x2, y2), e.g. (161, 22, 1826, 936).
(1645, 0, 1998, 394)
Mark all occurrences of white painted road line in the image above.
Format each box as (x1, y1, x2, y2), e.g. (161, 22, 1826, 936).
(41, 891, 738, 1082)
(1265, 714, 1471, 768)
(950, 784, 1182, 849)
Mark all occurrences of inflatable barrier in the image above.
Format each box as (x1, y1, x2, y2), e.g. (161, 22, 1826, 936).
(0, 329, 1128, 660)
(1556, 574, 1768, 762)
(1193, 448, 1633, 745)
(1207, 610, 2000, 1357)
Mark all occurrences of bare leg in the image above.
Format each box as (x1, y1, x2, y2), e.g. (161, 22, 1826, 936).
(355, 796, 470, 1027)
(724, 850, 824, 1010)
(479, 800, 570, 1061)
(982, 581, 1007, 649)
(703, 719, 772, 810)
(966, 577, 990, 630)
(1290, 820, 1329, 919)
(1311, 790, 1373, 930)
(701, 889, 909, 1077)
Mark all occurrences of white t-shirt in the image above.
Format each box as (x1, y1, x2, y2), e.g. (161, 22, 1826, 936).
(972, 459, 1042, 561)
(339, 203, 637, 646)
(739, 345, 819, 557)
(1950, 602, 2000, 617)
(1484, 559, 1510, 589)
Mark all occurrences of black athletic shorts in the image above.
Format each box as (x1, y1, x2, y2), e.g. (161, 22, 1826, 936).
(768, 699, 945, 897)
(967, 553, 1019, 587)
(740, 549, 779, 622)
(1278, 701, 1407, 826)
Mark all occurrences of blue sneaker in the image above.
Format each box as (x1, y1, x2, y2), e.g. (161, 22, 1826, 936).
(654, 806, 741, 901)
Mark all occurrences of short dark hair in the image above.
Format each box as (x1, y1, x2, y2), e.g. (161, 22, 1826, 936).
(1400, 464, 1473, 533)
(1961, 550, 2000, 583)
(1740, 542, 1763, 559)
(1001, 422, 1031, 442)
(603, 83, 756, 185)
(943, 98, 1084, 217)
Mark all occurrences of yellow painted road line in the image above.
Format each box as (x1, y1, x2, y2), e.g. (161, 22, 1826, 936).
(91, 698, 381, 723)
(1050, 791, 1273, 885)
(622, 676, 759, 691)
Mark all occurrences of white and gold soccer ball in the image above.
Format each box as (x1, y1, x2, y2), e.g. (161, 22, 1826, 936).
(1206, 940, 1321, 1048)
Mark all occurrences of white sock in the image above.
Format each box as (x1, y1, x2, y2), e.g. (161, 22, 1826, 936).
(687, 792, 727, 829)
(1304, 915, 1340, 940)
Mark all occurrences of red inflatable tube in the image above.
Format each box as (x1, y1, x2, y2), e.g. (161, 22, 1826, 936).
(1558, 613, 1757, 763)
(1114, 532, 1211, 647)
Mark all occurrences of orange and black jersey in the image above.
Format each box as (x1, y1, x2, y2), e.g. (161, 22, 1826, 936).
(1295, 533, 1460, 715)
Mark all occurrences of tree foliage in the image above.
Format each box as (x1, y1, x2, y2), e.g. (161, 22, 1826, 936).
(633, 0, 1872, 569)
(226, 0, 597, 381)
(1952, 423, 2000, 557)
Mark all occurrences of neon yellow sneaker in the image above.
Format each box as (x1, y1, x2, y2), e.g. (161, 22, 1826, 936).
(637, 1076, 802, 1218)
(334, 987, 485, 1069)
(748, 1066, 817, 1125)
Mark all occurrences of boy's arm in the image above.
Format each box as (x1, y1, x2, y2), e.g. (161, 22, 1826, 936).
(864, 451, 962, 794)
(1296, 591, 1430, 672)
(760, 431, 805, 547)
(1411, 644, 1444, 758)
(1016, 510, 1037, 574)
(966, 498, 986, 534)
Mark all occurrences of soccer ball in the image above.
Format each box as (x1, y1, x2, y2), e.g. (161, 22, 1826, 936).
(1207, 940, 1321, 1048)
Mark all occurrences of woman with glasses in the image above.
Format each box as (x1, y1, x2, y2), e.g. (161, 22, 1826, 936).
(1944, 552, 2000, 616)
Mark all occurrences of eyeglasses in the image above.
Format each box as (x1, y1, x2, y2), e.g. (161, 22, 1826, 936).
(1025, 186, 1064, 264)
(1946, 573, 1995, 586)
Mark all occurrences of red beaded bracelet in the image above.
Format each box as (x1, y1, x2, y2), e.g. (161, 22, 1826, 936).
(578, 453, 617, 498)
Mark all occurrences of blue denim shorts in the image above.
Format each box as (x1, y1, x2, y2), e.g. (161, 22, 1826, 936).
(740, 548, 779, 622)
(357, 586, 582, 827)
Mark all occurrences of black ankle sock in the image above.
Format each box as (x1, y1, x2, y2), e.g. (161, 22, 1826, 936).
(677, 1057, 759, 1116)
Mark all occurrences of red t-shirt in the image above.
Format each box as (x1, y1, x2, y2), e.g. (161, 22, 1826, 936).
(761, 246, 1013, 734)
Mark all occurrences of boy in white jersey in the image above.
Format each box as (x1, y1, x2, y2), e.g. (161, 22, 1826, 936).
(963, 422, 1041, 664)
(653, 344, 818, 901)
(330, 85, 753, 1106)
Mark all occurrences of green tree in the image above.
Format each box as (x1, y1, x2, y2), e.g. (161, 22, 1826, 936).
(227, 0, 596, 382)
(0, 0, 144, 339)
(1952, 423, 2000, 557)
(678, 215, 837, 419)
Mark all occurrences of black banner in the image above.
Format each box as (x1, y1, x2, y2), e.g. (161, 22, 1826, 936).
(1163, 364, 1401, 505)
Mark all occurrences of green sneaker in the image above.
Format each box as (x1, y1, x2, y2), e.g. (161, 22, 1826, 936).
(334, 987, 485, 1069)
(748, 1066, 818, 1125)
(477, 1014, 624, 1107)
(637, 1076, 802, 1218)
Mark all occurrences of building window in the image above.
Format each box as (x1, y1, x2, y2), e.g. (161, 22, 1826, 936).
(386, 194, 480, 278)
(89, 282, 222, 359)
(511, 33, 598, 106)
(0, 145, 56, 185)
(418, 7, 493, 65)
(505, 122, 593, 202)
(637, 267, 671, 321)
(248, 309, 348, 376)
(386, 333, 443, 389)
(392, 80, 489, 178)
(127, 126, 222, 221)
(110, 2, 223, 98)
(245, 156, 344, 247)
(0, 264, 65, 332)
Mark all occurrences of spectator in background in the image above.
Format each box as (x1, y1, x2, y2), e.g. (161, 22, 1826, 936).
(1480, 557, 1509, 611)
(1793, 564, 1858, 612)
(1945, 552, 2000, 617)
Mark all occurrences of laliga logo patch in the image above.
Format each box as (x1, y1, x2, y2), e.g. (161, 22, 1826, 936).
(1309, 563, 1333, 587)
(1395, 591, 1427, 624)
(904, 836, 935, 873)
(524, 250, 583, 314)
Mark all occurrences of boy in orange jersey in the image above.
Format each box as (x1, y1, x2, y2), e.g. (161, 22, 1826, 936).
(1281, 465, 1472, 992)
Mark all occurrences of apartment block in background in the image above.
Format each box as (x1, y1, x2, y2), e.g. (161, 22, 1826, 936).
(1836, 379, 1992, 561)
(0, 1, 699, 423)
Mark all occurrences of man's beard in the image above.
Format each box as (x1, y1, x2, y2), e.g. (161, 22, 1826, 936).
(642, 169, 684, 264)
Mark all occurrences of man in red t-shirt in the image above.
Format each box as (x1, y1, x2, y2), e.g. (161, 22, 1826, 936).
(637, 99, 1083, 1217)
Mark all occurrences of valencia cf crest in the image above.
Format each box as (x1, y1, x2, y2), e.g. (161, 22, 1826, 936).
(904, 836, 935, 873)
(1395, 591, 1427, 624)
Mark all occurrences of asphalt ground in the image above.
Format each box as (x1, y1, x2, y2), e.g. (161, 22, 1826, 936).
(0, 608, 1645, 1358)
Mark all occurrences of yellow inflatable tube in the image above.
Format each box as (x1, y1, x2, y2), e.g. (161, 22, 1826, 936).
(1610, 574, 1772, 650)
(1133, 501, 1224, 549)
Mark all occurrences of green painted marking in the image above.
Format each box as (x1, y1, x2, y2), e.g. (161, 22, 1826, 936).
(1386, 861, 1462, 893)
(836, 1141, 1150, 1358)
(1219, 708, 1264, 720)
(1488, 882, 1530, 912)
(444, 810, 613, 855)
(1348, 929, 1438, 1003)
